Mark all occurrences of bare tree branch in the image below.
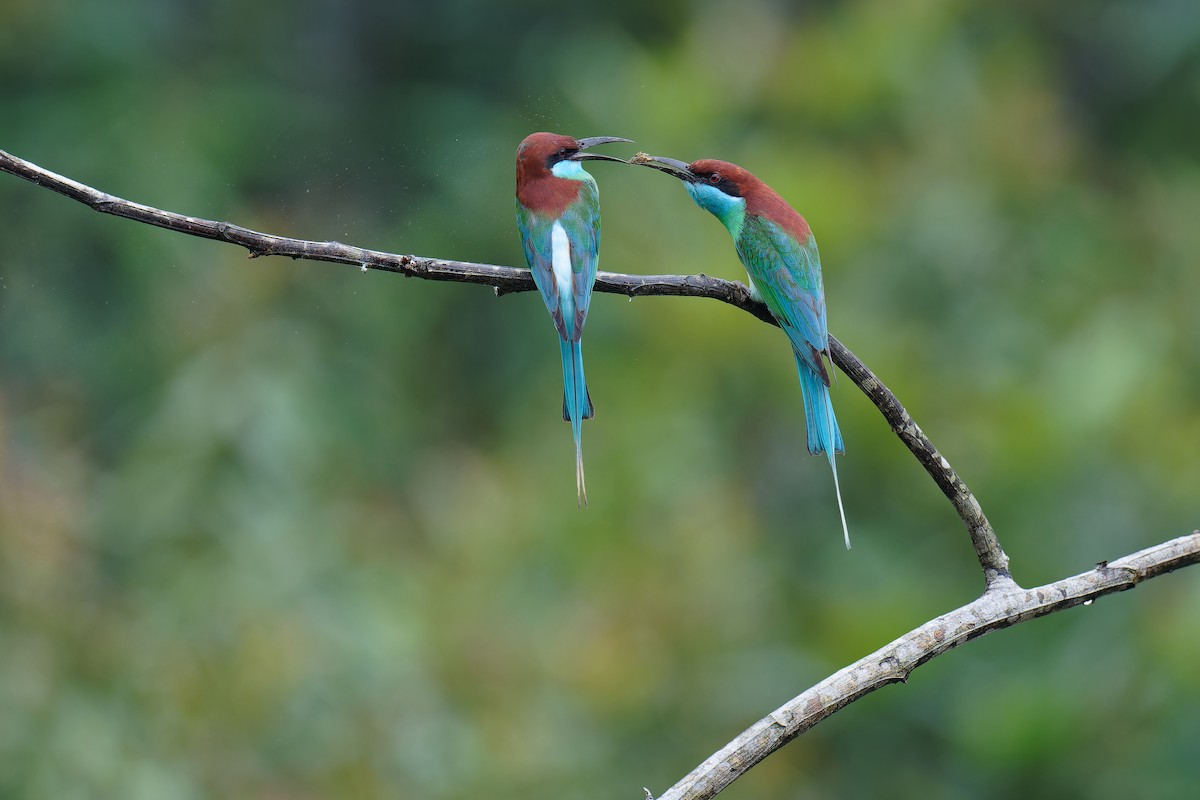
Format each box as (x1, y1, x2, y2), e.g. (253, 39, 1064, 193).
(651, 530, 1200, 800)
(0, 148, 1006, 580)
(831, 340, 1010, 584)
(5, 149, 1195, 800)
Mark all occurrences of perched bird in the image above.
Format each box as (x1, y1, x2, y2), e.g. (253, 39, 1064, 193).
(631, 153, 849, 547)
(515, 132, 630, 506)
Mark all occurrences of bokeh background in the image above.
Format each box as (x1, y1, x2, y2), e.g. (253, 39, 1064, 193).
(2, 1, 1199, 798)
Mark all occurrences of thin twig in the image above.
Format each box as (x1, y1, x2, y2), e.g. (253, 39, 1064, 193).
(650, 530, 1200, 800)
(0, 147, 1006, 580)
(831, 342, 1010, 585)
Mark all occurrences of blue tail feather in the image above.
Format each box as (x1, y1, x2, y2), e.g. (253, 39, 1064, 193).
(560, 338, 590, 507)
(796, 359, 843, 457)
(796, 354, 850, 548)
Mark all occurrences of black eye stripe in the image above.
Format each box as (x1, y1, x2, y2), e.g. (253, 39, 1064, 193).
(546, 147, 576, 169)
(704, 175, 742, 197)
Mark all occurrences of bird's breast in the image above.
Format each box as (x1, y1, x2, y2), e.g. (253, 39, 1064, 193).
(516, 176, 584, 219)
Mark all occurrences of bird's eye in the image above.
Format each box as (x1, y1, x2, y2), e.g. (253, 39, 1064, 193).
(558, 147, 569, 157)
(709, 172, 722, 184)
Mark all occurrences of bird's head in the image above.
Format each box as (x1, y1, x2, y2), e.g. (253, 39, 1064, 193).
(630, 155, 748, 194)
(516, 133, 631, 215)
(516, 132, 631, 179)
(630, 153, 808, 240)
(631, 154, 752, 233)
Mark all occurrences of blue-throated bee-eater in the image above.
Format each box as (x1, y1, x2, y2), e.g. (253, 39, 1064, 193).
(632, 153, 849, 547)
(515, 132, 629, 506)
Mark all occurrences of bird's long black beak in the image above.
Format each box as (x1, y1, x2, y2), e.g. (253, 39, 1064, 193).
(570, 136, 633, 163)
(629, 154, 696, 181)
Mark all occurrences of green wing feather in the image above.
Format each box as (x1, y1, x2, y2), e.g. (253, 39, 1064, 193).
(557, 179, 601, 341)
(515, 201, 568, 339)
(735, 216, 830, 383)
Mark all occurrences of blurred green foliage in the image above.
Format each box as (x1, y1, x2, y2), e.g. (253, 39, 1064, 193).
(2, 1, 1199, 798)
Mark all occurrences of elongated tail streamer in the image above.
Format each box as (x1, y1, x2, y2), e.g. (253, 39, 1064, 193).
(797, 356, 849, 547)
(560, 338, 591, 507)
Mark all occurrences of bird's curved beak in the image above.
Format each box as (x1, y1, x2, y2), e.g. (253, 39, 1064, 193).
(629, 154, 696, 182)
(570, 136, 633, 163)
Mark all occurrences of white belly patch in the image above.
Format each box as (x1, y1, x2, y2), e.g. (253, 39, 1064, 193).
(551, 221, 573, 300)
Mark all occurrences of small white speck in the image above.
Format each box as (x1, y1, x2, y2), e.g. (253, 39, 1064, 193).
(360, 262, 368, 272)
(1083, 599, 1093, 606)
